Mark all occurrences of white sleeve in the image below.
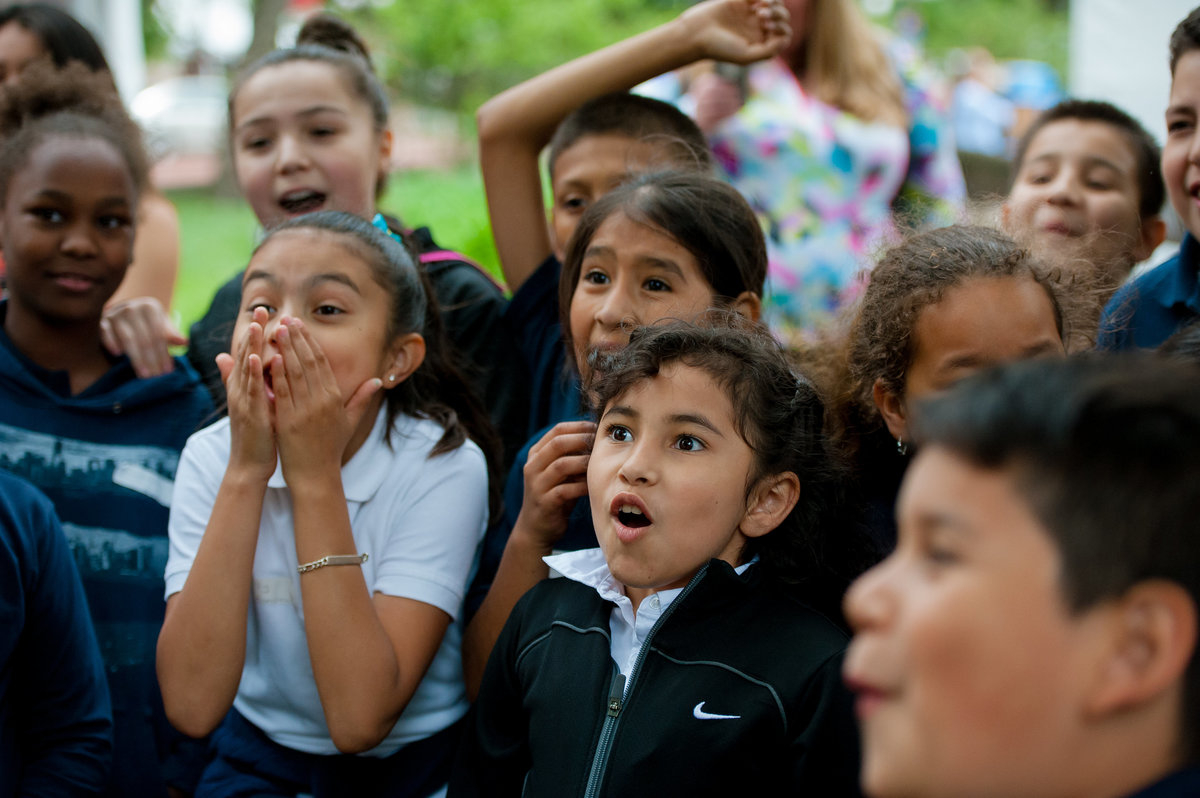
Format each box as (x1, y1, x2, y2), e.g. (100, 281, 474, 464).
(163, 428, 225, 599)
(368, 441, 488, 620)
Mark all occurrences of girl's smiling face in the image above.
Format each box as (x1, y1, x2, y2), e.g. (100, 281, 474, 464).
(568, 213, 717, 384)
(238, 229, 411, 445)
(231, 60, 391, 229)
(1, 135, 135, 326)
(588, 363, 764, 610)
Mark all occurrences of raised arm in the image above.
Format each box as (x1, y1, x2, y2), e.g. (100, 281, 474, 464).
(156, 314, 276, 738)
(477, 0, 790, 292)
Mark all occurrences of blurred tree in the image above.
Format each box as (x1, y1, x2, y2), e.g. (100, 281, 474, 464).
(338, 0, 686, 115)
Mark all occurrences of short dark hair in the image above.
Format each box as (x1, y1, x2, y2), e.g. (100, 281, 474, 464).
(1171, 7, 1200, 75)
(0, 60, 147, 201)
(547, 92, 712, 181)
(588, 315, 868, 600)
(1011, 99, 1165, 219)
(912, 353, 1200, 763)
(0, 3, 110, 73)
(558, 170, 766, 373)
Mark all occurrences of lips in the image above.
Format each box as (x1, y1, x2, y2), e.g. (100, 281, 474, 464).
(610, 492, 653, 544)
(843, 661, 896, 721)
(278, 188, 326, 216)
(49, 272, 101, 293)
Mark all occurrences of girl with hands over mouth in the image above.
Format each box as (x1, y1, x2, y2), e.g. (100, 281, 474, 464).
(158, 212, 501, 798)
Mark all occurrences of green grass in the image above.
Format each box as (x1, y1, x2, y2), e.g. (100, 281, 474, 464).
(168, 163, 501, 335)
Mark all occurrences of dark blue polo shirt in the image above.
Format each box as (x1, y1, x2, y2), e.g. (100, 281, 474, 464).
(1099, 234, 1200, 350)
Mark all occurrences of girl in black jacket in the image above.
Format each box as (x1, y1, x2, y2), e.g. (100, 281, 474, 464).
(452, 317, 865, 797)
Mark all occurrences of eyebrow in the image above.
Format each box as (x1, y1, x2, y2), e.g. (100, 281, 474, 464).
(601, 405, 725, 437)
(242, 270, 362, 295)
(1027, 152, 1123, 173)
(582, 245, 687, 279)
(940, 340, 1061, 372)
(30, 189, 129, 207)
(235, 104, 348, 132)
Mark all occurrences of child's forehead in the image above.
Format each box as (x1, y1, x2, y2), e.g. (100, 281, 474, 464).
(551, 132, 687, 188)
(602, 362, 737, 419)
(1024, 118, 1137, 167)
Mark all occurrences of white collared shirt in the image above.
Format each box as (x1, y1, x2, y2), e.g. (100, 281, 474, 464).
(545, 549, 752, 694)
(166, 408, 488, 756)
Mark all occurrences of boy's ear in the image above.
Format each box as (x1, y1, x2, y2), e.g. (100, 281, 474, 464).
(377, 129, 394, 181)
(731, 290, 763, 323)
(1084, 580, 1197, 720)
(382, 332, 426, 388)
(872, 378, 908, 442)
(741, 471, 800, 539)
(1133, 217, 1167, 263)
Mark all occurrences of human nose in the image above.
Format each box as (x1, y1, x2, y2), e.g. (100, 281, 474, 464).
(843, 555, 899, 634)
(275, 132, 310, 174)
(617, 438, 658, 486)
(60, 220, 99, 259)
(594, 278, 637, 330)
(1045, 171, 1081, 206)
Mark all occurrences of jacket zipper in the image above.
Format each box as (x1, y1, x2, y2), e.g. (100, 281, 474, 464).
(580, 563, 710, 798)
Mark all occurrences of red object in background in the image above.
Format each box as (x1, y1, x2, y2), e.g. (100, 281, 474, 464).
(288, 0, 324, 10)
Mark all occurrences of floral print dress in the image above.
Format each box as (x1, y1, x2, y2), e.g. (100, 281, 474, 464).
(706, 47, 965, 337)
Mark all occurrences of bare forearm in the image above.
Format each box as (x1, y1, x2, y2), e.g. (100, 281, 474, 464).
(290, 477, 409, 752)
(462, 523, 555, 699)
(157, 470, 265, 737)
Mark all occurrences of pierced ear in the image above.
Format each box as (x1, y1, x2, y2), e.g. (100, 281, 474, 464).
(730, 290, 763, 324)
(741, 471, 800, 539)
(873, 378, 908, 442)
(1085, 581, 1197, 719)
(1133, 217, 1167, 263)
(382, 332, 426, 388)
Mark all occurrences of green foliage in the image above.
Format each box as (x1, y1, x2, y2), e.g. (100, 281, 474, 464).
(141, 0, 170, 61)
(337, 0, 685, 114)
(891, 0, 1069, 80)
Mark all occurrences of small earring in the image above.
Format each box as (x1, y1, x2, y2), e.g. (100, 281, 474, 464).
(896, 438, 909, 456)
(387, 375, 396, 383)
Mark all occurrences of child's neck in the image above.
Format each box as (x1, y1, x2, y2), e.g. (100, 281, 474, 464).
(4, 304, 113, 395)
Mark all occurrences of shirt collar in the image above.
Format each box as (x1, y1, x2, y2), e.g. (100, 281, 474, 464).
(266, 404, 394, 502)
(1167, 233, 1200, 314)
(546, 548, 756, 606)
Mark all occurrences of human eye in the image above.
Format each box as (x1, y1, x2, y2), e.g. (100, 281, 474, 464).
(643, 277, 671, 292)
(581, 268, 610, 286)
(604, 423, 633, 443)
(97, 213, 132, 231)
(1167, 113, 1194, 135)
(28, 206, 64, 224)
(559, 195, 587, 213)
(672, 434, 705, 452)
(313, 304, 344, 316)
(244, 300, 275, 316)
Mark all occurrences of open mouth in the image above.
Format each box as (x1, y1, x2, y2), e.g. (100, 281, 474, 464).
(278, 189, 326, 215)
(615, 503, 651, 528)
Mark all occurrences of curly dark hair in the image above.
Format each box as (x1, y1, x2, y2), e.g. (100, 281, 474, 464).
(829, 225, 1064, 455)
(588, 315, 871, 605)
(0, 60, 147, 201)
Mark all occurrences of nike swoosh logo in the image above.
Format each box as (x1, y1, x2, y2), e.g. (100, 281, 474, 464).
(693, 701, 741, 720)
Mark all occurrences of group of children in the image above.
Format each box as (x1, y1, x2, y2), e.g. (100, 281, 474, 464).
(3, 0, 1200, 796)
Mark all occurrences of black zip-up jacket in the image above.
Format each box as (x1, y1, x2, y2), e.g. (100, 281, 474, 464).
(450, 560, 863, 797)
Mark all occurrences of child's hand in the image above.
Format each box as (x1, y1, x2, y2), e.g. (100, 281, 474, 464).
(101, 296, 186, 378)
(270, 317, 381, 485)
(680, 0, 791, 66)
(692, 70, 746, 133)
(216, 307, 277, 481)
(514, 421, 596, 550)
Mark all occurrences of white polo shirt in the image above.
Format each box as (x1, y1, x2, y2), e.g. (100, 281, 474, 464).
(165, 408, 488, 757)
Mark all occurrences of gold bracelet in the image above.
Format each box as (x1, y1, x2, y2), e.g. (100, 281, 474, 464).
(297, 553, 368, 574)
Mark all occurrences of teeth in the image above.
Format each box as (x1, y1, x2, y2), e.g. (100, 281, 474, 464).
(619, 505, 643, 515)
